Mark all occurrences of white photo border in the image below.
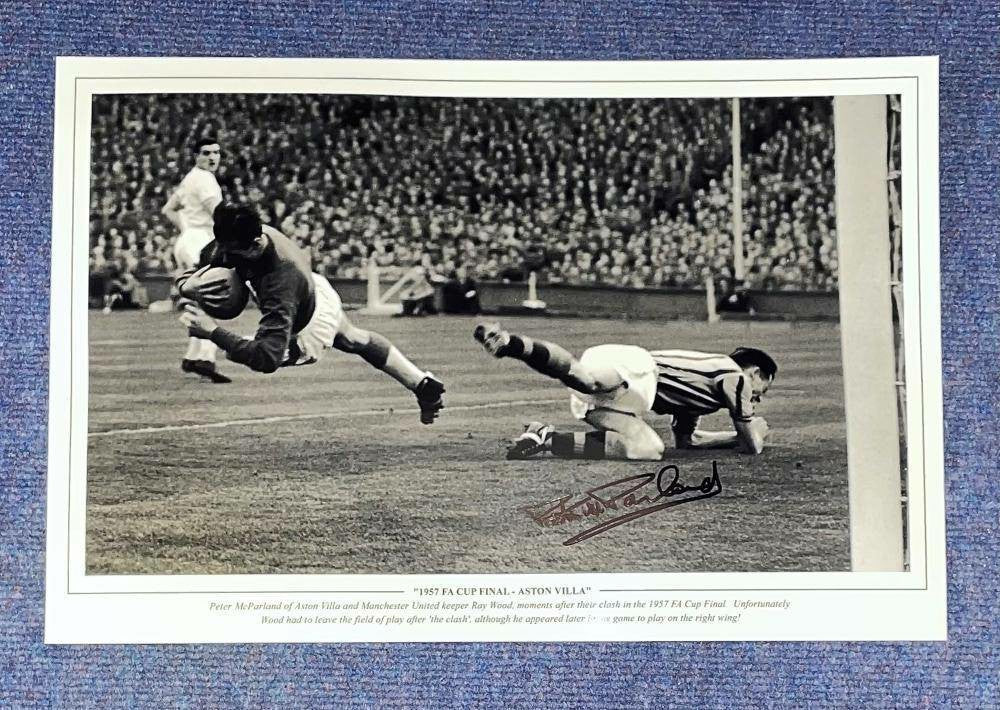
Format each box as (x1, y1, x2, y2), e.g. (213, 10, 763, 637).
(45, 56, 945, 643)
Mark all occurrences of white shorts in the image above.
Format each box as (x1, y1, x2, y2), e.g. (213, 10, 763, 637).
(569, 344, 659, 419)
(173, 228, 214, 270)
(287, 273, 344, 365)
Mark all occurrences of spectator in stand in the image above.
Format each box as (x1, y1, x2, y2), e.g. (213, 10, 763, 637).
(89, 94, 837, 296)
(102, 265, 144, 313)
(399, 266, 437, 317)
(441, 265, 482, 315)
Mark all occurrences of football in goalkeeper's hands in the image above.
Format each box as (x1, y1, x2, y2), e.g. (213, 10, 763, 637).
(180, 266, 249, 320)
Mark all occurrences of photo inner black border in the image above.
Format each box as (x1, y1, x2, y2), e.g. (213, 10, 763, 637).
(66, 73, 928, 595)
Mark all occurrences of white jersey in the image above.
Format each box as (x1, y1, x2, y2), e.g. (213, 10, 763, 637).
(172, 167, 222, 231)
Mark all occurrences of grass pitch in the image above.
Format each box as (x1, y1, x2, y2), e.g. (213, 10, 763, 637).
(87, 311, 849, 574)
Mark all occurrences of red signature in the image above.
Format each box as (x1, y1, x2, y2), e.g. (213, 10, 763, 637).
(521, 461, 722, 545)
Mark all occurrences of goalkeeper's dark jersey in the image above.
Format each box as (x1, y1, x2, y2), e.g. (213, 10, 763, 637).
(180, 225, 316, 373)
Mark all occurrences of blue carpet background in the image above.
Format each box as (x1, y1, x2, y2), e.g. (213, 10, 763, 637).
(1, 1, 997, 707)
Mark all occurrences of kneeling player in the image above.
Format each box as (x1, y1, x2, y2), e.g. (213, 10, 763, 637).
(178, 202, 445, 424)
(474, 323, 775, 459)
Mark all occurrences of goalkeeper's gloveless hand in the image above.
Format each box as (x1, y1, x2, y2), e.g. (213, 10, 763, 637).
(179, 303, 218, 339)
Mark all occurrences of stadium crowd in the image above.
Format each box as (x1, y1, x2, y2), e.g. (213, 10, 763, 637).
(89, 94, 837, 292)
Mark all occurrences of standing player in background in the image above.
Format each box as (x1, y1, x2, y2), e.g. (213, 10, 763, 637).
(178, 202, 446, 424)
(161, 137, 231, 384)
(474, 322, 776, 460)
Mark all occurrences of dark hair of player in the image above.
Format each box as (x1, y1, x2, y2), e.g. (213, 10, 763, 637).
(213, 202, 262, 247)
(193, 136, 220, 153)
(729, 347, 778, 380)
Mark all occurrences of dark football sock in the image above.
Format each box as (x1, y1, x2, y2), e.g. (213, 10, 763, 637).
(506, 335, 579, 386)
(335, 330, 425, 390)
(357, 331, 392, 368)
(550, 431, 608, 459)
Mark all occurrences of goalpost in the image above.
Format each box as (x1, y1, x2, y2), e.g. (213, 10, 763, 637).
(731, 97, 745, 283)
(704, 98, 744, 323)
(833, 94, 905, 572)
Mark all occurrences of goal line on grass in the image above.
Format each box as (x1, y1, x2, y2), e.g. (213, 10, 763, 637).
(88, 397, 567, 438)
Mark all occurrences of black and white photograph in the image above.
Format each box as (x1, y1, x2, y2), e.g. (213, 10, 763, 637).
(85, 91, 901, 573)
(45, 57, 944, 643)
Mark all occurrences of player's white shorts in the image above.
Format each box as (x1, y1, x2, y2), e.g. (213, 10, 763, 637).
(173, 227, 214, 271)
(287, 273, 344, 365)
(569, 344, 658, 419)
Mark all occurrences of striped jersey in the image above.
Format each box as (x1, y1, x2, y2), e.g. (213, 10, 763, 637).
(649, 349, 755, 422)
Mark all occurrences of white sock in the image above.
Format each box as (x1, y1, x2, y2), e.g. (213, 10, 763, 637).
(384, 347, 426, 390)
(184, 337, 200, 361)
(199, 339, 217, 363)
